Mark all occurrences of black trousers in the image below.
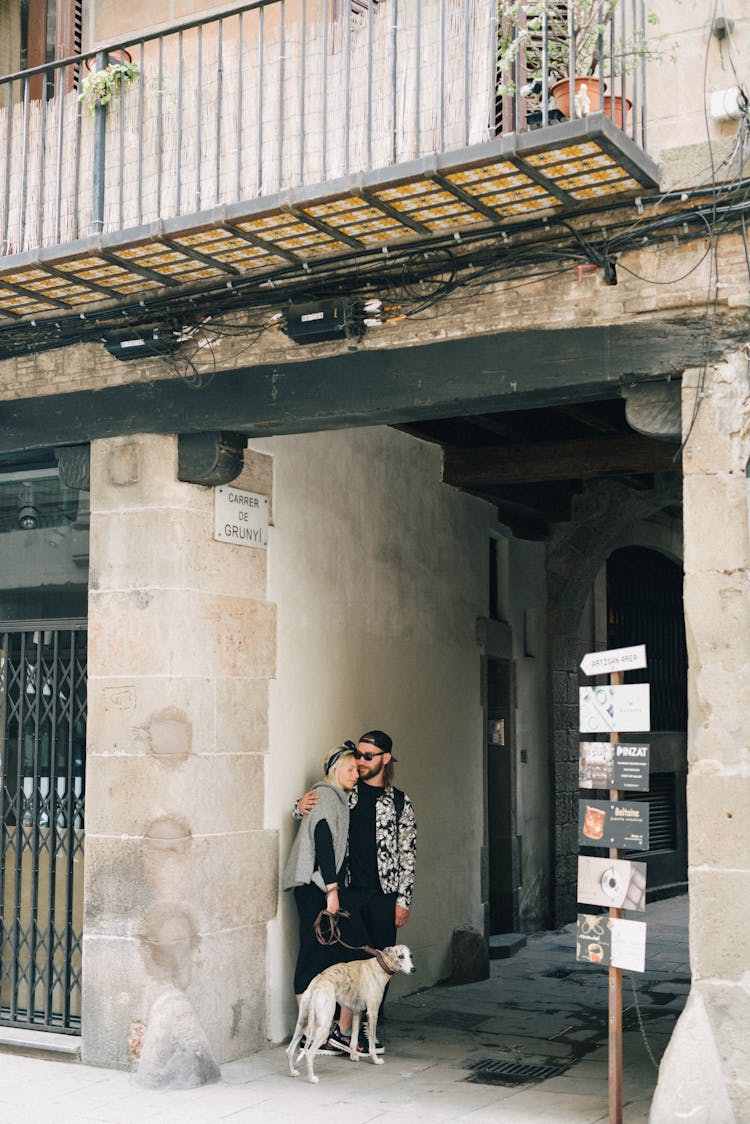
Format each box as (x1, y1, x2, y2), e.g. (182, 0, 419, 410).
(346, 887, 399, 1021)
(349, 887, 399, 951)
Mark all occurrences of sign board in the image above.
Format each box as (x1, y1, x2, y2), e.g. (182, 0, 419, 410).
(214, 486, 269, 548)
(580, 644, 647, 677)
(579, 741, 650, 791)
(577, 856, 646, 911)
(579, 799, 649, 850)
(576, 914, 646, 972)
(579, 684, 650, 733)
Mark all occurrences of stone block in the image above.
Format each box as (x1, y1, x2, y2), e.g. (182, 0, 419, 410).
(683, 475, 749, 571)
(189, 922, 268, 1063)
(215, 677, 269, 754)
(91, 435, 192, 512)
(86, 677, 215, 760)
(84, 835, 154, 937)
(88, 589, 276, 679)
(688, 869, 750, 982)
(81, 933, 149, 1069)
(687, 773, 750, 868)
(84, 829, 278, 936)
(89, 507, 267, 598)
(683, 569, 750, 658)
(85, 752, 265, 836)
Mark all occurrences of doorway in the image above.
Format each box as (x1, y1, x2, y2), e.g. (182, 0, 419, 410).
(486, 657, 518, 934)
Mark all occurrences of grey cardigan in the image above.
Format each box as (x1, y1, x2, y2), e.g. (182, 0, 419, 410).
(282, 781, 350, 893)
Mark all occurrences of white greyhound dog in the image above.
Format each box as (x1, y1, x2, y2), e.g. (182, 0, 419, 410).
(286, 944, 415, 1084)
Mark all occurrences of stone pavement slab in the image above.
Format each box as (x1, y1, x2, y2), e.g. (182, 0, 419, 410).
(0, 895, 688, 1124)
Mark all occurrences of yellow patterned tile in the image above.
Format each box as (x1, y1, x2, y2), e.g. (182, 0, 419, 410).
(375, 180, 434, 202)
(446, 161, 518, 184)
(525, 142, 602, 167)
(422, 211, 487, 230)
(5, 269, 50, 284)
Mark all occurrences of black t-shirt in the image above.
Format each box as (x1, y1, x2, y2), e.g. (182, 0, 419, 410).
(348, 780, 380, 890)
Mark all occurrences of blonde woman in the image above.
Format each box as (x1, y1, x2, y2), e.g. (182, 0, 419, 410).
(283, 745, 369, 1050)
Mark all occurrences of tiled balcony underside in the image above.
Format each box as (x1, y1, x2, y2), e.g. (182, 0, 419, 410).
(0, 119, 657, 324)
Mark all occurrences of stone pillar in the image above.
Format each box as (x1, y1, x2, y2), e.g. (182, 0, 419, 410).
(81, 434, 277, 1073)
(650, 352, 750, 1123)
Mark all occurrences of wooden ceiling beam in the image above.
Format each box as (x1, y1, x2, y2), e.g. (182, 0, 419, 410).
(443, 434, 680, 488)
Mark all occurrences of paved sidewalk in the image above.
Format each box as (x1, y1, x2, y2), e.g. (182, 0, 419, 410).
(0, 895, 688, 1124)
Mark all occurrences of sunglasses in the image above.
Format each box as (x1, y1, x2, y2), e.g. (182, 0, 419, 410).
(356, 749, 386, 761)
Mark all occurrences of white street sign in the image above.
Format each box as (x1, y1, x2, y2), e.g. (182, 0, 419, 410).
(214, 486, 269, 548)
(580, 644, 647, 677)
(579, 684, 650, 732)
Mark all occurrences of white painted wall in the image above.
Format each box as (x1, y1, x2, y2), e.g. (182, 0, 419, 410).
(254, 425, 501, 1043)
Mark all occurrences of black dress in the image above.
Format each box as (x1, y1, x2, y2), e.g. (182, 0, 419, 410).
(292, 819, 370, 994)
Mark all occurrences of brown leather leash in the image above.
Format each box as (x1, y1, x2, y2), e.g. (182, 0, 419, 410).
(314, 908, 396, 976)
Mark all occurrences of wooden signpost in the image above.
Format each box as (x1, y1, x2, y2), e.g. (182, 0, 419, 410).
(579, 645, 649, 1124)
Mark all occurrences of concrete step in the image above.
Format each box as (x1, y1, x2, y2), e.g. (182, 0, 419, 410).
(0, 1026, 81, 1063)
(489, 932, 527, 959)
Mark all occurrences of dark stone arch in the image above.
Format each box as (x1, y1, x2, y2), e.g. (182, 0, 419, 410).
(546, 474, 682, 924)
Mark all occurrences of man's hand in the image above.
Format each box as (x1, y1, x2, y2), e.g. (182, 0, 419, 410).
(296, 790, 318, 815)
(395, 905, 410, 928)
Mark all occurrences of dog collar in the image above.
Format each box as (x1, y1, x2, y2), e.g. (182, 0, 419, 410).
(366, 945, 397, 975)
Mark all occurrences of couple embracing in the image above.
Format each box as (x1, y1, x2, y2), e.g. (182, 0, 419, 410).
(283, 731, 417, 1055)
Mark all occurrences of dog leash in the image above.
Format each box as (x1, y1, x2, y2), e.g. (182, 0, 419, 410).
(313, 908, 396, 976)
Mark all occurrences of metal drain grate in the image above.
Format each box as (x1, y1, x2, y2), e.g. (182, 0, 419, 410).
(465, 1058, 569, 1086)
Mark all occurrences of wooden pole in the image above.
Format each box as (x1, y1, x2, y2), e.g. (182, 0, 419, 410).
(608, 669, 623, 1124)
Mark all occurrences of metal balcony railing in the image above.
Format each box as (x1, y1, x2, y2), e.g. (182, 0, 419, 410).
(0, 0, 649, 258)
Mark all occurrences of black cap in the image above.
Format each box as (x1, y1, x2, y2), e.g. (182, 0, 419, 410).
(358, 730, 397, 762)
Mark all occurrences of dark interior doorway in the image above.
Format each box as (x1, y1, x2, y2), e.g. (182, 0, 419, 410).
(486, 657, 518, 934)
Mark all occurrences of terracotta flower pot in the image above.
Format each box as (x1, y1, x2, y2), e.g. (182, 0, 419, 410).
(551, 76, 603, 118)
(603, 95, 633, 128)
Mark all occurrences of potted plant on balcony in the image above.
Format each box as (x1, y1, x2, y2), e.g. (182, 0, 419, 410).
(79, 56, 139, 114)
(496, 0, 669, 125)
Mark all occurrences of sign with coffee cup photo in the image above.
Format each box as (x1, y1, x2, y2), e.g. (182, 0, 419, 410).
(578, 798, 649, 850)
(579, 741, 650, 792)
(576, 914, 647, 972)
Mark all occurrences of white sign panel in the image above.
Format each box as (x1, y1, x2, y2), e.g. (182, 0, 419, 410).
(579, 684, 650, 732)
(214, 486, 269, 548)
(580, 644, 647, 677)
(611, 917, 647, 972)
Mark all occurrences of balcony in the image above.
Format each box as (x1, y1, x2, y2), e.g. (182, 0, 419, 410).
(0, 0, 658, 339)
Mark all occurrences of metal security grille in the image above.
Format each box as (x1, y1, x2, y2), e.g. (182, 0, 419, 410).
(0, 626, 86, 1033)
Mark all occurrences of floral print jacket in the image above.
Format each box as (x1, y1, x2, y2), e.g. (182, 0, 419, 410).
(349, 785, 417, 911)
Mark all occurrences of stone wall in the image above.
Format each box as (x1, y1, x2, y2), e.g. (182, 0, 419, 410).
(82, 434, 277, 1070)
(650, 350, 750, 1122)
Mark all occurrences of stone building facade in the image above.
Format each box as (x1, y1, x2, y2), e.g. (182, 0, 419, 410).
(0, 1, 748, 1118)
